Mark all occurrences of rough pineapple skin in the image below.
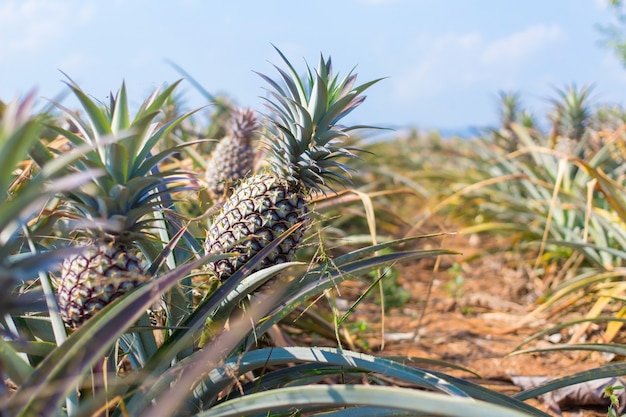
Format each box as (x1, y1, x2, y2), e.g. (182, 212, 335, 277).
(205, 135, 255, 201)
(205, 108, 258, 201)
(57, 241, 148, 328)
(205, 173, 310, 282)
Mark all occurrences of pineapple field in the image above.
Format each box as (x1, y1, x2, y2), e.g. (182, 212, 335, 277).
(3, 48, 626, 417)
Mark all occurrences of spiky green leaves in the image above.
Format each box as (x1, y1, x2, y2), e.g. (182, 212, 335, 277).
(256, 46, 383, 193)
(0, 91, 96, 258)
(45, 80, 197, 240)
(227, 107, 258, 140)
(55, 79, 186, 183)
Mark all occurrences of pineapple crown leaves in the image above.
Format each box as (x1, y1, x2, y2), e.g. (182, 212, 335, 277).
(256, 46, 383, 193)
(41, 77, 199, 235)
(51, 76, 196, 181)
(227, 107, 258, 141)
(59, 175, 193, 236)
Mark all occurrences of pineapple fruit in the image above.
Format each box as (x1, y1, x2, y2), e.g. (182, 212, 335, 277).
(205, 107, 259, 201)
(204, 49, 381, 283)
(58, 240, 149, 328)
(51, 80, 194, 328)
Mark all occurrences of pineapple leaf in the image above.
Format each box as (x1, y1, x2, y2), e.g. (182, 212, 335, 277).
(6, 253, 211, 417)
(133, 108, 198, 172)
(64, 80, 112, 143)
(259, 47, 382, 192)
(0, 339, 33, 385)
(270, 44, 308, 101)
(251, 237, 459, 339)
(275, 65, 306, 104)
(135, 139, 200, 177)
(107, 142, 130, 184)
(202, 384, 534, 417)
(134, 80, 183, 121)
(118, 111, 160, 172)
(0, 92, 39, 191)
(0, 96, 98, 247)
(309, 73, 329, 125)
(110, 81, 130, 135)
(121, 221, 308, 409)
(255, 71, 288, 100)
(167, 61, 219, 102)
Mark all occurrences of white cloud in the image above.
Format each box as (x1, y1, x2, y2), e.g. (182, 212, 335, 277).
(392, 25, 564, 102)
(0, 0, 95, 59)
(481, 24, 563, 66)
(594, 0, 610, 10)
(391, 32, 484, 101)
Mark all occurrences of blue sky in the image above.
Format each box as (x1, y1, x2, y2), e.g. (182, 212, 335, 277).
(1, 0, 625, 133)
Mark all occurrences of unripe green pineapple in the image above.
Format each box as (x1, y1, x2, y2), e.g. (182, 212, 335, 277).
(205, 48, 381, 282)
(205, 107, 258, 201)
(50, 80, 195, 328)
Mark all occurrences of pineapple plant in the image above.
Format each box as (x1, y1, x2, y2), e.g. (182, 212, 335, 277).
(44, 79, 196, 328)
(205, 106, 259, 201)
(204, 48, 381, 282)
(0, 92, 88, 317)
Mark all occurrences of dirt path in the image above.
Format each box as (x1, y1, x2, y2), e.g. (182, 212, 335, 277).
(330, 232, 614, 417)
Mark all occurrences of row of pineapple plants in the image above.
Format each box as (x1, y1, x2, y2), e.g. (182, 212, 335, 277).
(372, 84, 626, 411)
(12, 47, 626, 417)
(429, 85, 626, 340)
(0, 48, 562, 417)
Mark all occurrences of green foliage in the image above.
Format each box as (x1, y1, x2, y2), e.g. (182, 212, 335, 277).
(0, 92, 97, 317)
(604, 383, 624, 417)
(549, 83, 595, 144)
(3, 51, 539, 417)
(10, 47, 626, 417)
(445, 263, 466, 299)
(366, 254, 411, 309)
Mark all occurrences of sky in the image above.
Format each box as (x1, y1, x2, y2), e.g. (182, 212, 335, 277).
(1, 0, 626, 135)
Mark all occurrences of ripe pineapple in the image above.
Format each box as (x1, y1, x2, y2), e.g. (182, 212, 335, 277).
(205, 107, 259, 201)
(51, 80, 194, 328)
(58, 239, 149, 328)
(204, 49, 381, 282)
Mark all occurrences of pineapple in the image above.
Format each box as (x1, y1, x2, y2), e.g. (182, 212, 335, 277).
(204, 48, 381, 282)
(49, 80, 195, 328)
(58, 239, 149, 328)
(205, 107, 259, 201)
